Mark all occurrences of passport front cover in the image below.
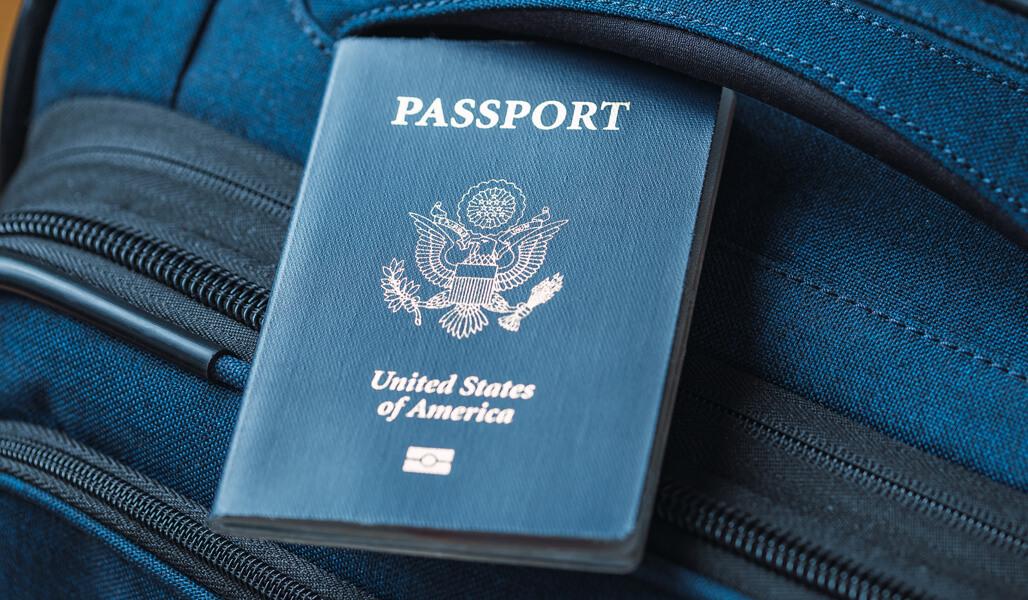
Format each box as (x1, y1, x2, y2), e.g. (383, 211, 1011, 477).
(212, 37, 733, 572)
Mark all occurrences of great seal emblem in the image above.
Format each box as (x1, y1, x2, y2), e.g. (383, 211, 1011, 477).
(381, 179, 567, 338)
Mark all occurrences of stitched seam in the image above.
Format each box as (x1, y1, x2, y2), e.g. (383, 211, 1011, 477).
(772, 266, 1028, 383)
(823, 0, 1028, 96)
(718, 243, 1028, 385)
(171, 0, 220, 107)
(335, 0, 461, 35)
(854, 0, 1028, 73)
(10, 145, 293, 217)
(336, 0, 1028, 215)
(334, 0, 1028, 95)
(289, 0, 333, 56)
(881, 0, 1028, 64)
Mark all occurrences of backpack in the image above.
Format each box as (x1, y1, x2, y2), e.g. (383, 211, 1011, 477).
(1, 0, 1024, 598)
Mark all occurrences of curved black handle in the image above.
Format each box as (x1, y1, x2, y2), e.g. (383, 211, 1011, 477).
(0, 251, 227, 379)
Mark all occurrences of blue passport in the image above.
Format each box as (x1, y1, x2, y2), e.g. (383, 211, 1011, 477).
(211, 37, 733, 572)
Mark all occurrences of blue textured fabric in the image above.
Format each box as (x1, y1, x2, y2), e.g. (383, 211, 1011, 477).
(0, 295, 730, 600)
(173, 0, 331, 162)
(12, 0, 1028, 594)
(690, 98, 1028, 490)
(0, 473, 210, 599)
(26, 0, 1026, 487)
(634, 559, 752, 600)
(212, 354, 252, 389)
(0, 296, 242, 506)
(33, 0, 1028, 237)
(35, 0, 211, 108)
(856, 0, 1028, 74)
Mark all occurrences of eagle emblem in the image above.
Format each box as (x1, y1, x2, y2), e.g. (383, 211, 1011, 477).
(381, 179, 567, 338)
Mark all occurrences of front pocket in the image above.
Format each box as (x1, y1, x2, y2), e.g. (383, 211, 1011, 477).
(0, 97, 301, 360)
(0, 421, 372, 600)
(652, 357, 1028, 600)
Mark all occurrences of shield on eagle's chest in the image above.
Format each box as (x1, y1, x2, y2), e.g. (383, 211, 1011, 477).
(449, 263, 497, 305)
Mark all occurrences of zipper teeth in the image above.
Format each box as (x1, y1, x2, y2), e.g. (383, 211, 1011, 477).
(691, 394, 1027, 552)
(0, 211, 269, 329)
(655, 481, 922, 600)
(0, 435, 320, 600)
(0, 210, 1009, 596)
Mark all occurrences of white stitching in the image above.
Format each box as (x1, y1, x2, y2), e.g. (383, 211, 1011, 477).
(880, 0, 1028, 64)
(823, 0, 1027, 96)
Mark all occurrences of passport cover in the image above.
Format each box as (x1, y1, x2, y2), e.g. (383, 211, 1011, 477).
(211, 37, 733, 572)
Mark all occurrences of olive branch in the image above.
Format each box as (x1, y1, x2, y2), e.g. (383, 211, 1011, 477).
(381, 259, 423, 326)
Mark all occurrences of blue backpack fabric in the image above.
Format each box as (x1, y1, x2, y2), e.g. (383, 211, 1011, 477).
(1, 1, 1025, 598)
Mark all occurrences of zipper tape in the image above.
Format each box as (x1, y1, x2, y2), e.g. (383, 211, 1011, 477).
(0, 421, 374, 600)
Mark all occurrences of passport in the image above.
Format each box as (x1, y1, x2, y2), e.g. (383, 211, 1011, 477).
(211, 37, 733, 572)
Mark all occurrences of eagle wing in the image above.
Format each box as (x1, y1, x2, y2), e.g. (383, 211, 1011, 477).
(409, 213, 456, 287)
(494, 220, 567, 292)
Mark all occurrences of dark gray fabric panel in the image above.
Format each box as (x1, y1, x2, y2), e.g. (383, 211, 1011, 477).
(0, 420, 373, 600)
(0, 237, 260, 358)
(0, 98, 302, 358)
(4, 97, 298, 285)
(656, 357, 1028, 600)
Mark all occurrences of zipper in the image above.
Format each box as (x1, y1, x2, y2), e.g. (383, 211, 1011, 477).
(653, 388, 1028, 600)
(0, 430, 323, 600)
(0, 205, 1003, 600)
(0, 210, 270, 329)
(689, 394, 1026, 552)
(4, 206, 1021, 600)
(655, 481, 920, 600)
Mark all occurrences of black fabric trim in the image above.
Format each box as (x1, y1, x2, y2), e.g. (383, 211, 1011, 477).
(1, 98, 301, 360)
(987, 0, 1028, 17)
(0, 420, 373, 600)
(656, 356, 1028, 599)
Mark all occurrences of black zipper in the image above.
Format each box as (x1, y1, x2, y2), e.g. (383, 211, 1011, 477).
(0, 207, 1019, 598)
(0, 210, 270, 329)
(0, 204, 924, 599)
(654, 390, 1028, 600)
(689, 394, 1026, 553)
(655, 481, 921, 600)
(0, 432, 323, 600)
